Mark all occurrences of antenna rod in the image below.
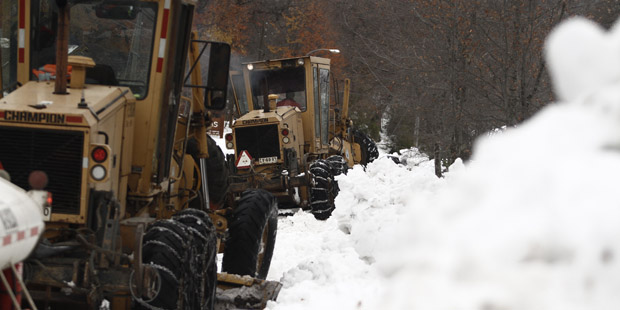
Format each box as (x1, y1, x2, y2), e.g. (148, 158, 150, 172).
(54, 2, 70, 94)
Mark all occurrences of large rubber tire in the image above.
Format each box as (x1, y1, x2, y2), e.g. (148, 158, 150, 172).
(309, 159, 336, 220)
(173, 209, 218, 309)
(222, 189, 278, 279)
(325, 155, 348, 199)
(138, 220, 189, 310)
(138, 212, 218, 310)
(326, 155, 348, 176)
(186, 135, 229, 209)
(205, 135, 229, 205)
(353, 130, 379, 165)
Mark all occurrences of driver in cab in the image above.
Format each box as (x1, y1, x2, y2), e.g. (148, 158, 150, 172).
(277, 91, 301, 109)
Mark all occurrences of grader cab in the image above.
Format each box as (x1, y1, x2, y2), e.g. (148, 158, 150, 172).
(0, 0, 280, 309)
(227, 56, 378, 220)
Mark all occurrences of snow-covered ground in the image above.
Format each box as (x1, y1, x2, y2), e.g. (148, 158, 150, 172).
(261, 16, 620, 310)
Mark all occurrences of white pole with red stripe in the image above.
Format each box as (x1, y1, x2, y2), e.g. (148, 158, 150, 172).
(156, 0, 171, 73)
(18, 0, 26, 64)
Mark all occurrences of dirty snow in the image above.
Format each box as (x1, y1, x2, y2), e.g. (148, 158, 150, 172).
(263, 16, 620, 310)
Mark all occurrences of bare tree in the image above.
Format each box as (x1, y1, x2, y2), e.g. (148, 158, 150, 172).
(196, 0, 620, 162)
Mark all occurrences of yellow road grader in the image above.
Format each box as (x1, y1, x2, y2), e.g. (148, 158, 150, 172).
(0, 0, 280, 309)
(226, 56, 378, 220)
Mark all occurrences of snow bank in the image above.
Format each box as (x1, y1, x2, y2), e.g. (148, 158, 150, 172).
(267, 212, 384, 309)
(267, 16, 620, 310)
(268, 153, 448, 309)
(363, 16, 620, 310)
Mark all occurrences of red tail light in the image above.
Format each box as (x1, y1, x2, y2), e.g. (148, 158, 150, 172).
(281, 129, 289, 136)
(92, 146, 108, 163)
(225, 133, 233, 141)
(47, 192, 53, 206)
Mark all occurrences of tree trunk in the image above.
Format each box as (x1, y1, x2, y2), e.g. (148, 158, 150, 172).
(434, 143, 442, 178)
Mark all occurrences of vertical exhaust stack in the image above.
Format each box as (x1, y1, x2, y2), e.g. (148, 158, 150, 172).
(54, 1, 70, 94)
(268, 94, 278, 111)
(341, 78, 351, 129)
(0, 39, 3, 99)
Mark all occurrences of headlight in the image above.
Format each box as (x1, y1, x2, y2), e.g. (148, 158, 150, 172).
(91, 165, 107, 181)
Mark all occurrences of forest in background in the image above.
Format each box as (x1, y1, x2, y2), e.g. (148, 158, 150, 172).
(194, 0, 620, 163)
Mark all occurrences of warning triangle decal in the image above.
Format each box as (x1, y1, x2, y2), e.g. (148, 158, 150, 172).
(236, 150, 253, 169)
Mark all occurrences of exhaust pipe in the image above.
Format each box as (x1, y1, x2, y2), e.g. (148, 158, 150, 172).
(54, 1, 70, 94)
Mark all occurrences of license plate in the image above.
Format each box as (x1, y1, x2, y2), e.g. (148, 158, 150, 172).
(258, 156, 278, 164)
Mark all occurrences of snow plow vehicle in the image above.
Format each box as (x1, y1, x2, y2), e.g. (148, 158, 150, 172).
(227, 56, 378, 220)
(0, 0, 280, 309)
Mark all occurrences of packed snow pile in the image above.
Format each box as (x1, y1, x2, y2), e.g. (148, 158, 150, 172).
(268, 154, 446, 310)
(397, 147, 432, 167)
(266, 16, 620, 310)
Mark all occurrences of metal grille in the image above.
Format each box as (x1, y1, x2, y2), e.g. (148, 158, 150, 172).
(235, 124, 280, 161)
(0, 126, 84, 214)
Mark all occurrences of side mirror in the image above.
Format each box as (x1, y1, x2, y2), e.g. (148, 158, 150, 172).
(185, 41, 231, 110)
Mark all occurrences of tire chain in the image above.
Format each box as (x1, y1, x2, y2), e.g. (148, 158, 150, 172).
(309, 159, 336, 220)
(138, 209, 217, 310)
(353, 130, 379, 165)
(326, 155, 348, 176)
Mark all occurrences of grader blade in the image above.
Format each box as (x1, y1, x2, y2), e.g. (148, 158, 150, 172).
(215, 273, 282, 309)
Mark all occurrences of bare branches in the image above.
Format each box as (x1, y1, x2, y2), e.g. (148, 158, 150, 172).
(194, 0, 620, 160)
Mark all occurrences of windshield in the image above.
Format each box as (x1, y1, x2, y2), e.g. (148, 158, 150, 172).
(230, 72, 249, 115)
(249, 66, 306, 111)
(1, 0, 18, 93)
(30, 0, 157, 99)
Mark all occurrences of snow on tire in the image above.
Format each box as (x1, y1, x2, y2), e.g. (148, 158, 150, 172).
(222, 189, 278, 279)
(309, 159, 336, 220)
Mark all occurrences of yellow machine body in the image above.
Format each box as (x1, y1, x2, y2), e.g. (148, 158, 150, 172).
(0, 0, 281, 308)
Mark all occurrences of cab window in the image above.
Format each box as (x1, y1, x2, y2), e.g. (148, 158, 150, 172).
(1, 0, 18, 93)
(30, 0, 157, 99)
(249, 66, 306, 111)
(313, 67, 320, 139)
(319, 68, 330, 145)
(230, 72, 249, 115)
